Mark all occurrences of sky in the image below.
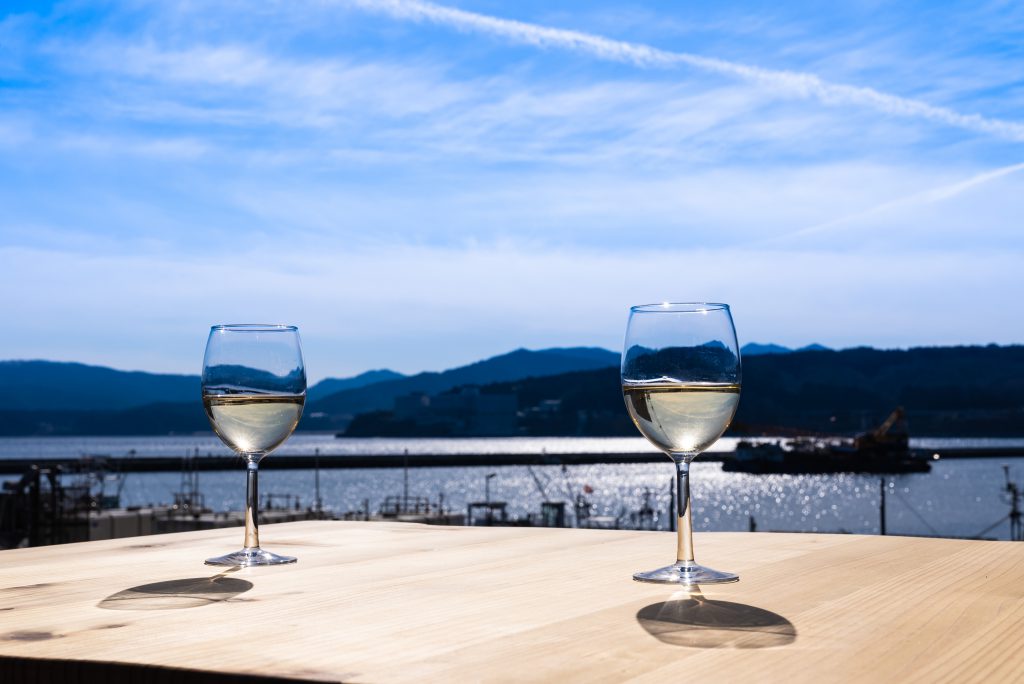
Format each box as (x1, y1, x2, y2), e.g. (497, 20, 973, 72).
(1, 0, 1022, 381)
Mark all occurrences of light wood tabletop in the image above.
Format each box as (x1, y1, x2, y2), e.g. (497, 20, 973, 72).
(0, 520, 1022, 683)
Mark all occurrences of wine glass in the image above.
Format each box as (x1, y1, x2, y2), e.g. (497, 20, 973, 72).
(622, 303, 741, 584)
(201, 324, 306, 566)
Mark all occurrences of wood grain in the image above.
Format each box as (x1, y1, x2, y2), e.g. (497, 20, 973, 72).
(0, 521, 1021, 683)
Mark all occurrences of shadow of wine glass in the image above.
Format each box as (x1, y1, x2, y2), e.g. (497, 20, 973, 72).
(98, 570, 252, 611)
(636, 587, 796, 649)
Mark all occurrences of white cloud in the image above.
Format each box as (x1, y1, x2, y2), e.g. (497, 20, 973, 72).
(2, 3, 1008, 188)
(56, 133, 209, 159)
(0, 118, 33, 147)
(14, 7, 1013, 172)
(2, 239, 1020, 378)
(345, 0, 1024, 142)
(1, 0, 1021, 375)
(61, 42, 473, 125)
(775, 161, 1024, 243)
(216, 160, 1019, 251)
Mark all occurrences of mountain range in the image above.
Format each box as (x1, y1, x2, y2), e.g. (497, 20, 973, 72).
(307, 370, 406, 402)
(0, 347, 619, 435)
(347, 344, 1024, 438)
(0, 361, 199, 411)
(741, 342, 830, 356)
(5, 342, 1015, 437)
(310, 347, 619, 418)
(0, 342, 823, 414)
(0, 360, 397, 412)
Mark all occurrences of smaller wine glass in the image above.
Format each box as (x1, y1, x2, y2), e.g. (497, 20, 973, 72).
(202, 324, 305, 566)
(622, 303, 742, 584)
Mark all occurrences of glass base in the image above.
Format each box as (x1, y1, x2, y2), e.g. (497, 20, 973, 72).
(205, 547, 296, 567)
(633, 561, 738, 585)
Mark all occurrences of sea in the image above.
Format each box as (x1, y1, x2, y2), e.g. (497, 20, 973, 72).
(3, 435, 1023, 541)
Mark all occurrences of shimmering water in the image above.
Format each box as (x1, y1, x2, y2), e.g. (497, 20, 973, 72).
(2, 436, 1022, 541)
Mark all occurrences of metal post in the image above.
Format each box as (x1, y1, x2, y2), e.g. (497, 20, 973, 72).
(1005, 465, 1021, 542)
(194, 450, 200, 511)
(403, 449, 409, 509)
(29, 466, 40, 547)
(879, 478, 886, 536)
(314, 447, 322, 514)
(485, 473, 496, 503)
(49, 469, 59, 545)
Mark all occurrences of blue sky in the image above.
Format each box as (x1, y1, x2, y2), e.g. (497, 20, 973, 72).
(1, 0, 1022, 381)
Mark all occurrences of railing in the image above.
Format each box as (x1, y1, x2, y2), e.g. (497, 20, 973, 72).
(379, 495, 434, 516)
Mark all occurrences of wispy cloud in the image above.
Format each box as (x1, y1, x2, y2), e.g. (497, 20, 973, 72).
(3, 240, 1020, 377)
(28, 38, 839, 166)
(56, 133, 208, 159)
(64, 42, 473, 123)
(1, 0, 1021, 372)
(777, 161, 1024, 242)
(346, 0, 1024, 142)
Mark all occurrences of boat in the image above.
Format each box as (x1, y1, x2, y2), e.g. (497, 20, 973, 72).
(724, 408, 931, 474)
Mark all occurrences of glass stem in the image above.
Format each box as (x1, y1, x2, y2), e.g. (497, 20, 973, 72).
(244, 459, 260, 550)
(674, 455, 695, 565)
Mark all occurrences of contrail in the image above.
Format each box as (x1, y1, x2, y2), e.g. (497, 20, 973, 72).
(346, 0, 1024, 142)
(775, 161, 1024, 242)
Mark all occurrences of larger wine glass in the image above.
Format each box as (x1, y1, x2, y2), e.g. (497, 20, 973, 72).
(622, 303, 741, 584)
(202, 324, 306, 566)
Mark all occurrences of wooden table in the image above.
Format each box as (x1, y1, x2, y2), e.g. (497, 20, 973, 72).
(1, 521, 1022, 683)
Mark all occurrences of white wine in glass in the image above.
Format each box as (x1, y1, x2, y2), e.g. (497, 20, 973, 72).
(622, 303, 742, 584)
(203, 394, 304, 455)
(622, 383, 740, 454)
(202, 324, 306, 567)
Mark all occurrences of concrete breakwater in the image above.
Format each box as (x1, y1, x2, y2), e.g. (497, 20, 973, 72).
(0, 446, 1020, 474)
(0, 451, 676, 473)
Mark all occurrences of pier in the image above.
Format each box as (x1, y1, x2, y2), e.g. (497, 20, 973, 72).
(0, 451, 673, 474)
(0, 446, 1018, 474)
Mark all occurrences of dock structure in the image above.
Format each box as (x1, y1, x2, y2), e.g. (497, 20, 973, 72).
(0, 521, 1021, 682)
(0, 451, 674, 473)
(0, 456, 322, 549)
(77, 505, 319, 542)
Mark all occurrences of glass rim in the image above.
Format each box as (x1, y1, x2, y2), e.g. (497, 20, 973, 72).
(210, 324, 299, 332)
(630, 302, 730, 313)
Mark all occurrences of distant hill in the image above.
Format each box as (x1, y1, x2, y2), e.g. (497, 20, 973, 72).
(741, 342, 791, 356)
(307, 369, 405, 401)
(736, 344, 1024, 433)
(345, 345, 1024, 437)
(0, 360, 402, 415)
(4, 345, 1022, 436)
(312, 347, 619, 416)
(0, 347, 620, 436)
(741, 342, 831, 356)
(0, 403, 209, 437)
(0, 360, 199, 411)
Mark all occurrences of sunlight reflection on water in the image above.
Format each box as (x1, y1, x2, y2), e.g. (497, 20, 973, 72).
(2, 436, 1021, 541)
